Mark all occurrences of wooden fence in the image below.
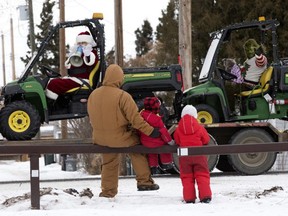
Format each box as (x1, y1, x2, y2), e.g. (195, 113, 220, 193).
(1, 138, 288, 209)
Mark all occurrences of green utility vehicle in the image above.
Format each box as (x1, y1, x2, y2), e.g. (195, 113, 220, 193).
(183, 18, 288, 125)
(181, 18, 288, 175)
(0, 14, 107, 141)
(0, 14, 184, 143)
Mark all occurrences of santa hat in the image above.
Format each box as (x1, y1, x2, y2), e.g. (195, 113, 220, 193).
(144, 97, 161, 114)
(181, 105, 198, 118)
(76, 31, 96, 46)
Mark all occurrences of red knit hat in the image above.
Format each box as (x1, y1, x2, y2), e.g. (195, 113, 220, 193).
(76, 31, 96, 46)
(144, 97, 161, 114)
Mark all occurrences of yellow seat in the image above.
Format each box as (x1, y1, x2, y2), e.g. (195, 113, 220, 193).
(240, 66, 273, 97)
(66, 61, 100, 93)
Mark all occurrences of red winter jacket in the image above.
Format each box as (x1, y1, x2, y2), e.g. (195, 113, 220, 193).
(139, 110, 172, 148)
(174, 114, 210, 147)
(174, 114, 212, 202)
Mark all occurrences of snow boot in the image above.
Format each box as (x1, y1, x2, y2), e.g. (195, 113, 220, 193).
(137, 184, 160, 191)
(160, 162, 179, 174)
(200, 198, 211, 203)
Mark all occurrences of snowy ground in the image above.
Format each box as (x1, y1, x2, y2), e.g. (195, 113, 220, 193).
(0, 158, 288, 216)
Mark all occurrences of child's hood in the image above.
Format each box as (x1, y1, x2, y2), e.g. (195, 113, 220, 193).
(177, 115, 201, 135)
(141, 110, 161, 125)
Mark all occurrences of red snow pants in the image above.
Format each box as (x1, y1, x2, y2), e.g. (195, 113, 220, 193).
(179, 155, 212, 202)
(47, 78, 81, 95)
(141, 141, 173, 167)
(147, 153, 173, 167)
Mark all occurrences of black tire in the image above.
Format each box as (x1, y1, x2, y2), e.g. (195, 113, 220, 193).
(195, 104, 220, 124)
(216, 155, 235, 172)
(159, 104, 170, 125)
(228, 129, 277, 175)
(207, 134, 219, 172)
(0, 101, 41, 140)
(172, 134, 219, 173)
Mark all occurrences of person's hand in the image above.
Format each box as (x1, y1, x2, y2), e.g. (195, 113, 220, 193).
(149, 128, 160, 138)
(82, 44, 93, 56)
(255, 46, 264, 56)
(167, 140, 175, 146)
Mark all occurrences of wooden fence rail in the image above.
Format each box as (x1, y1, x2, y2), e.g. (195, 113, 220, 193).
(1, 138, 288, 209)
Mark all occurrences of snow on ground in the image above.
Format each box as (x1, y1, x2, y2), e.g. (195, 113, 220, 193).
(0, 157, 288, 216)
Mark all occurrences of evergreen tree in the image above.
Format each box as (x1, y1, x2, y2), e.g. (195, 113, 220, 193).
(21, 0, 58, 69)
(134, 20, 153, 57)
(131, 0, 288, 85)
(36, 0, 58, 69)
(190, 0, 223, 84)
(155, 0, 179, 65)
(189, 0, 288, 84)
(20, 35, 33, 66)
(245, 0, 288, 58)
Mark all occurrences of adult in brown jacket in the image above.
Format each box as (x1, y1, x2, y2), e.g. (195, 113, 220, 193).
(87, 64, 160, 198)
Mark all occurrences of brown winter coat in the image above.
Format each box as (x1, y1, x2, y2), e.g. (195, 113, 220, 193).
(87, 64, 154, 147)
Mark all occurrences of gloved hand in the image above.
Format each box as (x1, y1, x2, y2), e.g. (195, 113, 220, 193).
(255, 46, 263, 56)
(82, 44, 93, 56)
(167, 139, 175, 146)
(149, 128, 160, 138)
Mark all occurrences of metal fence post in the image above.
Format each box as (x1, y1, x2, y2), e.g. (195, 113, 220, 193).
(29, 154, 40, 209)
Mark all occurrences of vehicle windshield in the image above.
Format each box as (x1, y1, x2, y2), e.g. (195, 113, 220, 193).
(199, 31, 223, 83)
(19, 53, 38, 79)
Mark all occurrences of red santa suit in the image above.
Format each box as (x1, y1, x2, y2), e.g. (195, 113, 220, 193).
(139, 97, 173, 168)
(174, 105, 212, 203)
(46, 31, 99, 100)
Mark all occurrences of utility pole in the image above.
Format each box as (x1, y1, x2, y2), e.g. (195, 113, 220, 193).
(59, 0, 68, 139)
(114, 0, 124, 67)
(27, 0, 37, 74)
(59, 0, 66, 76)
(179, 0, 192, 90)
(10, 17, 16, 80)
(1, 33, 6, 86)
(114, 0, 126, 175)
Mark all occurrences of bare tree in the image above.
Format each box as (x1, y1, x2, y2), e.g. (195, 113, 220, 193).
(68, 117, 102, 175)
(68, 117, 129, 175)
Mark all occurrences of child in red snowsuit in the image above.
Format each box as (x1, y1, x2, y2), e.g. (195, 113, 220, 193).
(174, 105, 212, 204)
(139, 97, 176, 174)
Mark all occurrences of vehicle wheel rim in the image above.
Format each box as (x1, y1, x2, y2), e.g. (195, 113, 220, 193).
(238, 152, 268, 167)
(237, 136, 268, 168)
(197, 111, 213, 124)
(8, 110, 31, 132)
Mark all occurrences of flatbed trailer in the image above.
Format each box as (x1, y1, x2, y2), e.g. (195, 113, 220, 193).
(201, 121, 288, 175)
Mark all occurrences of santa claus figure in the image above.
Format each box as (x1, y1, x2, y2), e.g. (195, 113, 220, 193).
(242, 39, 268, 85)
(46, 31, 98, 100)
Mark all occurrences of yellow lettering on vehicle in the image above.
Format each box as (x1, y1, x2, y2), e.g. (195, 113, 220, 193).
(131, 74, 154, 77)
